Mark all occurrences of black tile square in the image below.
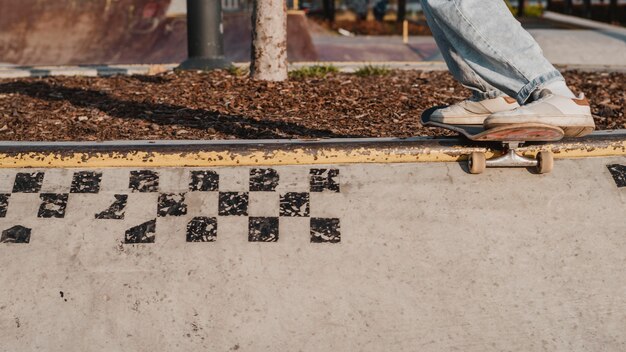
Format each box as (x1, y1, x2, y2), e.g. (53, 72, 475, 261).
(249, 168, 279, 191)
(186, 217, 217, 242)
(218, 192, 249, 216)
(279, 192, 310, 217)
(0, 194, 10, 218)
(70, 171, 102, 193)
(37, 193, 69, 218)
(248, 217, 279, 242)
(189, 170, 219, 191)
(125, 219, 156, 244)
(157, 193, 188, 217)
(607, 164, 626, 187)
(310, 218, 340, 243)
(1, 225, 31, 243)
(12, 172, 44, 193)
(95, 194, 127, 219)
(129, 170, 159, 192)
(310, 169, 340, 192)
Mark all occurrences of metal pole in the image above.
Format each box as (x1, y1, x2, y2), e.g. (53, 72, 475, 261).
(564, 0, 573, 14)
(583, 0, 592, 18)
(323, 0, 335, 22)
(178, 0, 230, 70)
(610, 0, 618, 23)
(397, 0, 406, 23)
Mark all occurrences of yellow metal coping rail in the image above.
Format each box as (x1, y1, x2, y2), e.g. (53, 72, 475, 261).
(0, 131, 624, 168)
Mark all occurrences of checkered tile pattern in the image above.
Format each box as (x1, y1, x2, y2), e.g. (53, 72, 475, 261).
(0, 168, 341, 244)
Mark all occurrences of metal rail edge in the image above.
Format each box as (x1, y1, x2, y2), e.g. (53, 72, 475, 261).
(0, 130, 623, 168)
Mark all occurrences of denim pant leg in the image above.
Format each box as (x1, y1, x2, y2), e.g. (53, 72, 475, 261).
(421, 0, 505, 101)
(421, 0, 564, 104)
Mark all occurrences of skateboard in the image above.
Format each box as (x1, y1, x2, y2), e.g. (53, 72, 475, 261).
(421, 107, 564, 174)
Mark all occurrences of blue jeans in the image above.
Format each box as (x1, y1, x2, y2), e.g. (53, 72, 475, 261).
(421, 0, 564, 104)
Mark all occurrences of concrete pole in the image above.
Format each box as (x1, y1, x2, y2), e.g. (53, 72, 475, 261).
(250, 0, 288, 81)
(402, 20, 408, 44)
(178, 0, 230, 70)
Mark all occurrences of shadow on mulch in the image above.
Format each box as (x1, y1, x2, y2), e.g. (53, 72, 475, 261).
(0, 81, 348, 140)
(127, 75, 174, 84)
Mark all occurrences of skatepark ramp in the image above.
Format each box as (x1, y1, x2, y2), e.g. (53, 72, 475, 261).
(1, 132, 625, 351)
(0, 0, 317, 65)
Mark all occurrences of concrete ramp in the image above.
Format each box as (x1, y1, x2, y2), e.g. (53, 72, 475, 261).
(1, 134, 625, 351)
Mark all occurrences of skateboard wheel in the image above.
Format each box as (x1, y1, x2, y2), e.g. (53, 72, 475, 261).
(536, 151, 554, 174)
(469, 152, 486, 174)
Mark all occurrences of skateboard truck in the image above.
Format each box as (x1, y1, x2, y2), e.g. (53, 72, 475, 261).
(468, 142, 554, 174)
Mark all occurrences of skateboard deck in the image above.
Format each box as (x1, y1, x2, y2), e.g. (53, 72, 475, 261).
(420, 107, 565, 142)
(420, 107, 564, 174)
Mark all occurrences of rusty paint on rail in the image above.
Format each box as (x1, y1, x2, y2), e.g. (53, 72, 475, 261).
(0, 134, 623, 168)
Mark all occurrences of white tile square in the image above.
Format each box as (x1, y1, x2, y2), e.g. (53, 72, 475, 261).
(216, 167, 248, 192)
(309, 192, 346, 218)
(279, 217, 310, 244)
(185, 191, 218, 217)
(4, 193, 40, 220)
(124, 193, 159, 223)
(39, 169, 73, 193)
(273, 166, 310, 192)
(158, 168, 189, 192)
(216, 216, 248, 244)
(248, 192, 279, 217)
(64, 193, 104, 220)
(0, 170, 16, 193)
(99, 168, 133, 193)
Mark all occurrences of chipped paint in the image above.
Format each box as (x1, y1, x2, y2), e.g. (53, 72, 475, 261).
(0, 135, 623, 168)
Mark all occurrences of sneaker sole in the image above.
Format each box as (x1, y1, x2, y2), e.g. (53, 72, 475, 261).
(485, 116, 595, 138)
(430, 115, 489, 125)
(561, 126, 595, 138)
(486, 123, 594, 138)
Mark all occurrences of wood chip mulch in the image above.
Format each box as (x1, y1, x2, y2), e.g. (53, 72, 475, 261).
(0, 70, 623, 141)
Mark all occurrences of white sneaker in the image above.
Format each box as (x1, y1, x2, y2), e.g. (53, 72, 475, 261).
(429, 96, 519, 125)
(484, 90, 595, 137)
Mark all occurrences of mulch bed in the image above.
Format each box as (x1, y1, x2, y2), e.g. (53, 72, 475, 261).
(0, 70, 623, 141)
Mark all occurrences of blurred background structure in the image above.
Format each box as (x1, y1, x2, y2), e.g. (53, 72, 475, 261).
(0, 0, 624, 66)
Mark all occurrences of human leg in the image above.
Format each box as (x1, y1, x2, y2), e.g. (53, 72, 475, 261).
(421, 0, 566, 104)
(421, 0, 519, 124)
(421, 0, 594, 136)
(421, 0, 504, 101)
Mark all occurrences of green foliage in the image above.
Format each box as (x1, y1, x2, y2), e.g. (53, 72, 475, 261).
(505, 0, 544, 17)
(289, 65, 339, 79)
(354, 65, 391, 77)
(227, 65, 248, 76)
(523, 5, 544, 17)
